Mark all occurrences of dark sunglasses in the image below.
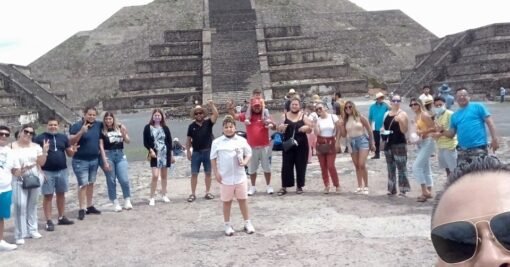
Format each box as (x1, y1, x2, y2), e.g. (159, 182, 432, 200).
(23, 129, 35, 135)
(194, 112, 204, 115)
(345, 106, 353, 109)
(315, 107, 323, 111)
(391, 99, 401, 103)
(431, 211, 510, 264)
(0, 132, 10, 137)
(409, 103, 419, 107)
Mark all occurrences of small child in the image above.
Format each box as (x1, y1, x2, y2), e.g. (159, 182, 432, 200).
(244, 88, 270, 125)
(210, 116, 255, 236)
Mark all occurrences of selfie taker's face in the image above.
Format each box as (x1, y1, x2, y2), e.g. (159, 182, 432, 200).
(84, 109, 97, 124)
(223, 122, 236, 137)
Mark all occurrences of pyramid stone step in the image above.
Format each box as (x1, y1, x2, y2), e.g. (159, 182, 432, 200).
(265, 36, 317, 51)
(103, 92, 202, 110)
(119, 72, 202, 91)
(461, 40, 510, 57)
(150, 42, 202, 57)
(447, 59, 510, 76)
(269, 62, 350, 82)
(271, 78, 368, 98)
(457, 53, 510, 64)
(164, 30, 202, 43)
(264, 26, 302, 38)
(135, 58, 202, 73)
(267, 48, 331, 66)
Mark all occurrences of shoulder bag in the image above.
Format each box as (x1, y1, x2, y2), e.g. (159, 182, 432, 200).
(21, 167, 40, 189)
(282, 126, 298, 152)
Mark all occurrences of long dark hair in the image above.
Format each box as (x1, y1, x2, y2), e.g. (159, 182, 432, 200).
(149, 109, 167, 127)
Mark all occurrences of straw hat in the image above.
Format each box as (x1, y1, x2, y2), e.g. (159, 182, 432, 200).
(190, 105, 206, 118)
(375, 92, 385, 99)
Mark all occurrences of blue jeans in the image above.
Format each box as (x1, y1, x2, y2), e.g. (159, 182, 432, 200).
(101, 150, 131, 201)
(72, 158, 99, 187)
(191, 149, 211, 175)
(412, 137, 435, 186)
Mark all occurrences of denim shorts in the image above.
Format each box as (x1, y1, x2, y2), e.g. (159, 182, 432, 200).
(41, 169, 69, 195)
(349, 135, 369, 153)
(0, 190, 12, 219)
(72, 158, 99, 187)
(191, 149, 211, 175)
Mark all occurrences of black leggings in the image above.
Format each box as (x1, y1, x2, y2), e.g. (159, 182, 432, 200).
(281, 143, 309, 188)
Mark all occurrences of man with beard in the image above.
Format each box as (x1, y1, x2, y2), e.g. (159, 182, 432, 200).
(227, 97, 276, 195)
(185, 100, 219, 202)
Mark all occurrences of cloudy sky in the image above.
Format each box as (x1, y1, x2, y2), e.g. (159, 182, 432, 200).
(0, 0, 507, 65)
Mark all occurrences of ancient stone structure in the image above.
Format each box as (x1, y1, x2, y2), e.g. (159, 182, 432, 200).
(25, 0, 435, 112)
(398, 23, 510, 99)
(0, 64, 80, 127)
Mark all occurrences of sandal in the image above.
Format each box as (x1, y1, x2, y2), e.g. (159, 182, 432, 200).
(296, 187, 304, 194)
(204, 193, 214, 200)
(187, 194, 196, 202)
(277, 188, 287, 196)
(416, 195, 428, 202)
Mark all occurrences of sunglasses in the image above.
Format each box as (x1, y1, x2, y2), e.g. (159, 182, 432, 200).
(409, 103, 419, 107)
(315, 107, 323, 111)
(391, 99, 401, 103)
(431, 211, 510, 264)
(0, 132, 10, 137)
(23, 129, 35, 135)
(345, 106, 353, 110)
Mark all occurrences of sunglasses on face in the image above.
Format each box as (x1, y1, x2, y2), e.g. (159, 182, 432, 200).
(23, 129, 34, 136)
(194, 112, 204, 115)
(431, 211, 510, 264)
(345, 106, 353, 110)
(409, 103, 419, 107)
(391, 99, 401, 103)
(0, 132, 10, 137)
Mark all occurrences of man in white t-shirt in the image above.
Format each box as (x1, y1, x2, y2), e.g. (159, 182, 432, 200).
(0, 125, 18, 251)
(419, 85, 434, 105)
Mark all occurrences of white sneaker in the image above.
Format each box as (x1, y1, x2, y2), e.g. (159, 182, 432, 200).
(149, 198, 155, 206)
(363, 187, 369, 195)
(15, 239, 25, 245)
(266, 185, 274, 194)
(247, 186, 256, 196)
(244, 221, 255, 234)
(0, 240, 17, 251)
(30, 232, 42, 239)
(113, 199, 122, 212)
(124, 198, 133, 210)
(162, 195, 171, 203)
(224, 225, 235, 236)
(354, 188, 363, 194)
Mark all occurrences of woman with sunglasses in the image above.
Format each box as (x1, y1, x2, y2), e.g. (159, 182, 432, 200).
(382, 95, 410, 197)
(143, 109, 174, 206)
(340, 101, 375, 194)
(11, 124, 49, 245)
(277, 96, 313, 195)
(99, 112, 132, 212)
(431, 155, 510, 266)
(409, 98, 436, 202)
(313, 103, 342, 193)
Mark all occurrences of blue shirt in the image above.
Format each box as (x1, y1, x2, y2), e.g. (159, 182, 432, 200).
(368, 102, 389, 131)
(450, 102, 490, 149)
(69, 120, 102, 160)
(35, 132, 70, 171)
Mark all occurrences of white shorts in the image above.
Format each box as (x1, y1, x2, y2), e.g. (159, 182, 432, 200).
(248, 146, 271, 175)
(438, 148, 457, 170)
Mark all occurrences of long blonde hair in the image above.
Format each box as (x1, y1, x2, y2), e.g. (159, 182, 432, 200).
(343, 101, 360, 122)
(102, 112, 121, 136)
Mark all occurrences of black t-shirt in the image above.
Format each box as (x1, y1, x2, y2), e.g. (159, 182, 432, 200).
(34, 132, 70, 171)
(187, 119, 214, 151)
(101, 128, 124, 150)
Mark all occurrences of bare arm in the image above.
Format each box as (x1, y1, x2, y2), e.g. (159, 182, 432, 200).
(99, 139, 109, 168)
(209, 100, 219, 124)
(226, 99, 241, 120)
(69, 124, 88, 145)
(485, 116, 499, 152)
(397, 112, 409, 134)
(360, 115, 374, 144)
(120, 125, 130, 144)
(36, 141, 49, 166)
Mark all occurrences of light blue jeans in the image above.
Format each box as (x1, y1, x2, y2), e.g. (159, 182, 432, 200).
(412, 137, 435, 187)
(101, 149, 131, 201)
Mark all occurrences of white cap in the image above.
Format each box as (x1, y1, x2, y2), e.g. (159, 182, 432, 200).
(288, 88, 296, 94)
(173, 138, 179, 142)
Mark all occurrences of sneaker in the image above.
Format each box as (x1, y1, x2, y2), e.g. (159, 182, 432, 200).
(371, 155, 380, 159)
(78, 209, 85, 220)
(266, 185, 274, 194)
(296, 187, 304, 194)
(45, 220, 55, 232)
(244, 221, 255, 234)
(57, 216, 74, 225)
(162, 195, 170, 203)
(30, 232, 42, 239)
(224, 225, 235, 236)
(354, 188, 363, 194)
(113, 199, 122, 212)
(86, 206, 101, 215)
(15, 239, 25, 245)
(247, 186, 257, 196)
(149, 198, 155, 206)
(363, 187, 369, 195)
(0, 240, 17, 251)
(124, 198, 133, 210)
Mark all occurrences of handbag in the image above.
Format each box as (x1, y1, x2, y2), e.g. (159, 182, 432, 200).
(282, 126, 298, 152)
(21, 171, 40, 190)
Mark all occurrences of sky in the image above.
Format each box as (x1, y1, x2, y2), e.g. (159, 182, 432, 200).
(0, 0, 508, 65)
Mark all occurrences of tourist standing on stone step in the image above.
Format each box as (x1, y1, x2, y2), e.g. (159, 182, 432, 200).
(143, 109, 174, 206)
(341, 101, 375, 195)
(99, 112, 132, 212)
(500, 86, 506, 103)
(185, 101, 218, 202)
(313, 103, 341, 194)
(69, 107, 102, 220)
(430, 96, 457, 177)
(418, 85, 434, 105)
(244, 88, 270, 125)
(35, 118, 77, 232)
(277, 97, 313, 195)
(409, 98, 436, 202)
(210, 115, 255, 236)
(368, 92, 389, 159)
(11, 124, 48, 245)
(382, 94, 410, 197)
(227, 97, 276, 196)
(439, 87, 499, 167)
(0, 125, 19, 251)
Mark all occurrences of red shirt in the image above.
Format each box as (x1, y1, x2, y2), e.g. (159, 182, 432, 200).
(238, 112, 270, 148)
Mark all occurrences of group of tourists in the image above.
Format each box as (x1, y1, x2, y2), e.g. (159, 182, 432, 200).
(0, 84, 501, 249)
